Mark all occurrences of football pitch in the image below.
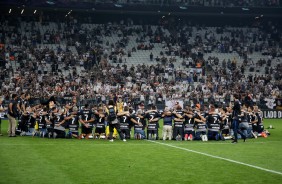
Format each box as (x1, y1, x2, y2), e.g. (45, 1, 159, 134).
(0, 119, 282, 184)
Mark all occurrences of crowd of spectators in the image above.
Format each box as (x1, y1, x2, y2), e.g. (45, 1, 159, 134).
(0, 14, 281, 110)
(114, 0, 280, 7)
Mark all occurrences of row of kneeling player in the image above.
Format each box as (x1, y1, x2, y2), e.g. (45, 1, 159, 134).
(15, 104, 270, 141)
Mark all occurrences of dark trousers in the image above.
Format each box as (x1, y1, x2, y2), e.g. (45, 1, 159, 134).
(108, 123, 124, 140)
(173, 127, 184, 139)
(232, 119, 246, 141)
(19, 116, 29, 132)
(121, 129, 130, 139)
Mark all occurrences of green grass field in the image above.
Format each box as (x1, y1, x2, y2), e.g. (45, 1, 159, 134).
(0, 119, 282, 184)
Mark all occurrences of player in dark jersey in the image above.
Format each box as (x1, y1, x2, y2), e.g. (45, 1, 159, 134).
(46, 107, 56, 138)
(246, 106, 257, 139)
(183, 106, 195, 141)
(79, 104, 95, 139)
(94, 107, 106, 139)
(37, 107, 49, 138)
(220, 107, 232, 140)
(134, 103, 147, 139)
(18, 93, 31, 136)
(53, 107, 67, 139)
(25, 108, 37, 136)
(63, 105, 79, 139)
(172, 105, 185, 141)
(193, 104, 208, 141)
(231, 94, 245, 143)
(145, 105, 160, 140)
(206, 105, 225, 141)
(252, 106, 265, 137)
(117, 106, 137, 140)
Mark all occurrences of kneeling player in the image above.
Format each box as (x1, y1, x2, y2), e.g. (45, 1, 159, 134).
(66, 107, 80, 138)
(117, 106, 132, 140)
(173, 105, 185, 141)
(37, 108, 48, 138)
(145, 105, 160, 140)
(79, 104, 94, 139)
(26, 109, 37, 136)
(129, 110, 145, 140)
(183, 108, 195, 141)
(53, 108, 67, 139)
(206, 105, 224, 141)
(94, 107, 106, 139)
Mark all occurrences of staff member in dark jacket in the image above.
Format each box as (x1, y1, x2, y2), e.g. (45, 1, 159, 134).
(231, 94, 246, 143)
(8, 94, 19, 137)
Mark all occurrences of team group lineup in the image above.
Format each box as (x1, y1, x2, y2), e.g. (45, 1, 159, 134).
(2, 92, 269, 143)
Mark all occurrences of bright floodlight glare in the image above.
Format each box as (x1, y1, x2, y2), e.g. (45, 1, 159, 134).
(114, 4, 123, 8)
(46, 0, 56, 5)
(242, 8, 250, 11)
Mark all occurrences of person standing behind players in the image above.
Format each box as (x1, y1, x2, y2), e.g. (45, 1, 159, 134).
(231, 94, 245, 143)
(8, 94, 19, 137)
(106, 100, 126, 142)
(145, 105, 160, 140)
(79, 104, 95, 139)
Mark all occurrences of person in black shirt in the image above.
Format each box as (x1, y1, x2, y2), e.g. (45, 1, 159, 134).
(172, 105, 185, 141)
(19, 93, 31, 136)
(26, 108, 37, 136)
(79, 104, 95, 139)
(206, 105, 225, 141)
(65, 106, 80, 139)
(53, 108, 67, 139)
(145, 105, 160, 140)
(117, 106, 132, 140)
(231, 94, 246, 143)
(94, 107, 106, 139)
(194, 104, 208, 141)
(134, 103, 147, 139)
(37, 107, 49, 138)
(8, 94, 19, 137)
(183, 107, 195, 141)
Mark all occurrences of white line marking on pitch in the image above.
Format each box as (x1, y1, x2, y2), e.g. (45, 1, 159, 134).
(147, 140, 282, 176)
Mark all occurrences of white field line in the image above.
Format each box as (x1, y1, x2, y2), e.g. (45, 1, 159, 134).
(147, 140, 282, 176)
